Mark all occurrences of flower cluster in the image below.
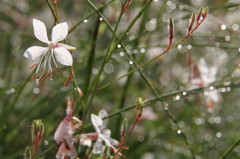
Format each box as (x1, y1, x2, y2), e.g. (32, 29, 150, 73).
(54, 99, 120, 159)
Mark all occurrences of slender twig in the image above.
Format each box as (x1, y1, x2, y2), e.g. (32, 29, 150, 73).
(35, 80, 240, 156)
(69, 0, 115, 34)
(219, 138, 240, 159)
(113, 0, 151, 138)
(83, 0, 123, 125)
(44, 0, 57, 22)
(83, 14, 101, 97)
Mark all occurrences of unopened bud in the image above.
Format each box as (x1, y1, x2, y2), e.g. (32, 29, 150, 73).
(187, 12, 195, 34)
(31, 120, 44, 155)
(136, 98, 144, 116)
(121, 119, 128, 140)
(166, 17, 174, 51)
(24, 146, 32, 159)
(201, 7, 208, 19)
(196, 7, 204, 23)
(77, 87, 84, 97)
(121, 0, 132, 14)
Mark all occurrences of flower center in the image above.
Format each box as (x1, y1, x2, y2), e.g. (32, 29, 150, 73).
(49, 42, 59, 49)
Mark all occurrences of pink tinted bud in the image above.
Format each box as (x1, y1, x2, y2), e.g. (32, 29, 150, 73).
(31, 120, 44, 156)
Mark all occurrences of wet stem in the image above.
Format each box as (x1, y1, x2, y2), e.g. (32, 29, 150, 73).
(82, 0, 124, 127)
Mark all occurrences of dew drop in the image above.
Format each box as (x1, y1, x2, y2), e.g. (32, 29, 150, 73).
(129, 35, 135, 41)
(182, 92, 187, 96)
(44, 140, 49, 145)
(187, 45, 192, 50)
(129, 61, 133, 65)
(117, 44, 121, 48)
(175, 95, 181, 101)
(178, 5, 184, 10)
(119, 52, 125, 56)
(84, 19, 88, 23)
(221, 24, 226, 30)
(138, 136, 145, 142)
(33, 88, 40, 94)
(104, 63, 114, 74)
(140, 48, 145, 53)
(92, 68, 98, 74)
(216, 132, 222, 138)
(225, 35, 231, 41)
(177, 44, 182, 49)
(133, 49, 138, 54)
(10, 88, 16, 93)
(232, 24, 239, 31)
(177, 130, 182, 134)
(226, 87, 231, 92)
(99, 18, 103, 21)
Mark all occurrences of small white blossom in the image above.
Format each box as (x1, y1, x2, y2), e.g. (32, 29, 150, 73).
(190, 58, 221, 107)
(91, 110, 119, 154)
(23, 19, 76, 84)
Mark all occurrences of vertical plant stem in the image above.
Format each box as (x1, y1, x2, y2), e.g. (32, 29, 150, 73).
(83, 0, 123, 125)
(83, 15, 101, 97)
(113, 0, 149, 138)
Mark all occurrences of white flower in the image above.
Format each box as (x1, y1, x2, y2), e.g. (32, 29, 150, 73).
(23, 19, 76, 83)
(197, 58, 221, 107)
(198, 58, 217, 85)
(91, 110, 119, 154)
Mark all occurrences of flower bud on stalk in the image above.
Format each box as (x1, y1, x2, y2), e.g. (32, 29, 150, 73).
(121, 0, 132, 14)
(121, 119, 128, 141)
(31, 120, 44, 156)
(24, 146, 32, 159)
(187, 12, 195, 34)
(166, 17, 174, 51)
(136, 98, 144, 117)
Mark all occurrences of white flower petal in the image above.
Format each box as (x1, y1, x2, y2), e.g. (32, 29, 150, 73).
(91, 114, 103, 133)
(54, 120, 70, 143)
(92, 138, 104, 154)
(102, 129, 111, 137)
(52, 22, 68, 43)
(54, 47, 73, 66)
(56, 143, 67, 159)
(33, 19, 49, 44)
(99, 134, 112, 147)
(65, 137, 77, 159)
(80, 138, 92, 147)
(98, 109, 108, 119)
(23, 46, 47, 60)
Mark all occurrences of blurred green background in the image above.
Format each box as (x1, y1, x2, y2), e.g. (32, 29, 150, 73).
(1, 0, 240, 158)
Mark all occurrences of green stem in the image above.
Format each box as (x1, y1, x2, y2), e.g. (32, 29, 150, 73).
(83, 0, 123, 125)
(68, 0, 115, 34)
(113, 0, 150, 138)
(219, 138, 240, 159)
(106, 80, 240, 118)
(44, 0, 57, 22)
(83, 15, 101, 97)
